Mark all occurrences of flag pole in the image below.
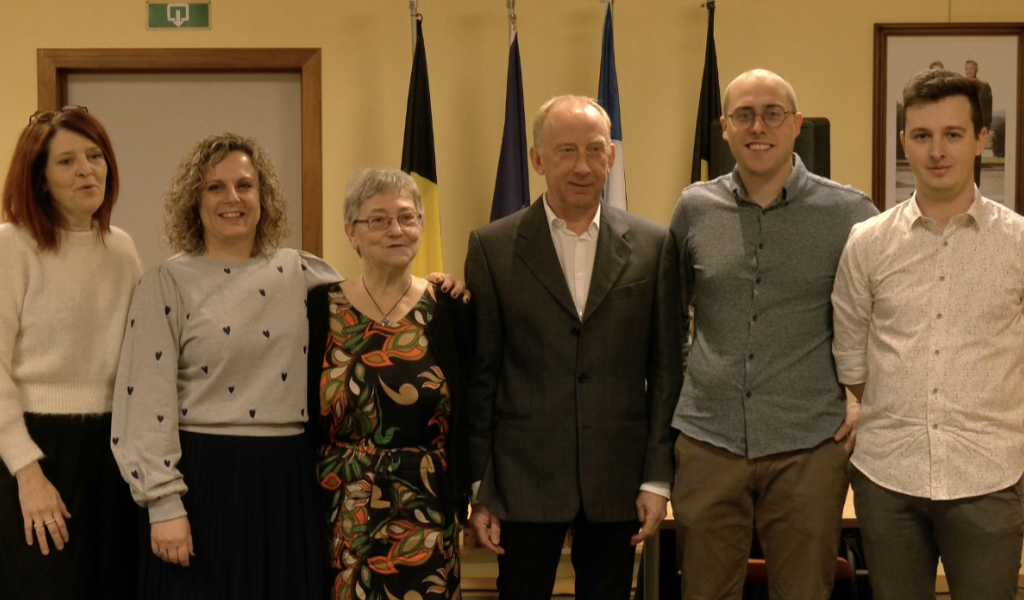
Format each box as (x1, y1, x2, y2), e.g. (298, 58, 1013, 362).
(507, 0, 517, 45)
(410, 0, 419, 53)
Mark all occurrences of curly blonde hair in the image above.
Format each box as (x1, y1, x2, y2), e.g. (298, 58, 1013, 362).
(163, 133, 289, 257)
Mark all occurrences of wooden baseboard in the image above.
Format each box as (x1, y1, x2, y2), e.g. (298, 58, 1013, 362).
(461, 577, 577, 594)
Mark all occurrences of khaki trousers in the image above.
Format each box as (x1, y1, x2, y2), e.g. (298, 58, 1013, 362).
(671, 434, 849, 600)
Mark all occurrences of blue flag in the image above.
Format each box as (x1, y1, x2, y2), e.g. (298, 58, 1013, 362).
(597, 2, 626, 210)
(490, 30, 530, 222)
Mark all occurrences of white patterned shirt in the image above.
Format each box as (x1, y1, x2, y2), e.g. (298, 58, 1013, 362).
(832, 191, 1024, 500)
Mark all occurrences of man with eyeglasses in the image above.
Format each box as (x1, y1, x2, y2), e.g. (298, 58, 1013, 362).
(667, 69, 877, 599)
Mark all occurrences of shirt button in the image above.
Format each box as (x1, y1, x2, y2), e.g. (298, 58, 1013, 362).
(571, 327, 581, 337)
(933, 424, 939, 430)
(939, 275, 945, 281)
(932, 388, 938, 394)
(745, 391, 752, 398)
(934, 350, 940, 356)
(752, 315, 758, 322)
(755, 278, 762, 284)
(576, 273, 583, 279)
(577, 373, 589, 383)
(758, 243, 764, 250)
(943, 241, 949, 247)
(748, 353, 754, 360)
(936, 313, 942, 319)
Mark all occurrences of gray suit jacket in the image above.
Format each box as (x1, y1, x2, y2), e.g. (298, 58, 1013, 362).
(464, 198, 682, 523)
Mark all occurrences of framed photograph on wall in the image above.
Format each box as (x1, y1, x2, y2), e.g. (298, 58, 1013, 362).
(872, 23, 1024, 213)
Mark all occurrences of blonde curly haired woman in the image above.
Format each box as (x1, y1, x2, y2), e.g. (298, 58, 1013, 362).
(111, 133, 338, 600)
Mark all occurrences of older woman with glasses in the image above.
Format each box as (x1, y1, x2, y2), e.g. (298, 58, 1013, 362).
(306, 168, 472, 599)
(0, 106, 141, 599)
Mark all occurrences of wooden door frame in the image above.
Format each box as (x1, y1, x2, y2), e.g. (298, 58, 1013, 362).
(37, 48, 323, 256)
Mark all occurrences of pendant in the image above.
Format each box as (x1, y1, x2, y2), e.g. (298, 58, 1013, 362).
(380, 317, 390, 326)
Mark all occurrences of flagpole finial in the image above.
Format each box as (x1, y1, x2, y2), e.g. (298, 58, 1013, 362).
(507, 0, 518, 41)
(410, 0, 419, 53)
(700, 1, 715, 8)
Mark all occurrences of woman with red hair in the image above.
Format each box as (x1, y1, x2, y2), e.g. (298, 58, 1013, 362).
(0, 106, 141, 599)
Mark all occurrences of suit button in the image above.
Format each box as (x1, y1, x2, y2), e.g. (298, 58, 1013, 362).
(577, 373, 589, 383)
(571, 327, 581, 337)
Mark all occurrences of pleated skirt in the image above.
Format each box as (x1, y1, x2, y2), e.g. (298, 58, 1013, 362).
(137, 430, 329, 600)
(0, 413, 138, 600)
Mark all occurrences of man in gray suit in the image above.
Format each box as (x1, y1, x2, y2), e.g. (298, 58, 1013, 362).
(465, 95, 682, 600)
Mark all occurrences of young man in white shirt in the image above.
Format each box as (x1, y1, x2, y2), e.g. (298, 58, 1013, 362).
(832, 69, 1024, 599)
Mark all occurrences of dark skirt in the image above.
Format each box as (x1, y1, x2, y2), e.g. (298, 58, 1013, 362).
(0, 413, 138, 600)
(137, 430, 328, 600)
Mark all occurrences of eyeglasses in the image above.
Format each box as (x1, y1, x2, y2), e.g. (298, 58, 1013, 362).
(29, 105, 89, 125)
(352, 213, 422, 231)
(726, 107, 790, 129)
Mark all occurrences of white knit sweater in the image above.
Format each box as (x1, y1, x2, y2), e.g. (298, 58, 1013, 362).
(0, 223, 142, 475)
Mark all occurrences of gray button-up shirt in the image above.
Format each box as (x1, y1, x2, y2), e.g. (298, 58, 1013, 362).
(669, 155, 878, 458)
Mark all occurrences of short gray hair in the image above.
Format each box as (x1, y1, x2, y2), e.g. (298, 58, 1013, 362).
(532, 95, 612, 149)
(343, 168, 423, 225)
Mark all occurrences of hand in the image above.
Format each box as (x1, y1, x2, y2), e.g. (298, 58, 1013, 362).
(834, 401, 861, 456)
(426, 273, 471, 304)
(151, 516, 194, 567)
(631, 490, 667, 546)
(15, 461, 71, 555)
(469, 503, 504, 555)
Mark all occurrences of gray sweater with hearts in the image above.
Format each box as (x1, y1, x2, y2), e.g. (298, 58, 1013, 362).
(110, 249, 341, 523)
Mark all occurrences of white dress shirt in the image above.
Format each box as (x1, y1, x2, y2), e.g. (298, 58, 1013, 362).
(832, 191, 1024, 500)
(542, 195, 601, 320)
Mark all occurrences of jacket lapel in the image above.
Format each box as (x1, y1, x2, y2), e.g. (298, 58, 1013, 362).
(515, 198, 578, 319)
(582, 207, 631, 322)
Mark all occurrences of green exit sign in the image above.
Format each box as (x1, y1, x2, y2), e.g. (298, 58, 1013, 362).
(148, 3, 210, 29)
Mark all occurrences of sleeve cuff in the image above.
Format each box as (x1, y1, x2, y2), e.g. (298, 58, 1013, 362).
(470, 480, 481, 504)
(147, 494, 187, 524)
(0, 422, 44, 476)
(640, 481, 671, 500)
(833, 351, 868, 386)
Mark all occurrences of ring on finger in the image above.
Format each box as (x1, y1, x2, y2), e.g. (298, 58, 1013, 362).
(43, 518, 56, 526)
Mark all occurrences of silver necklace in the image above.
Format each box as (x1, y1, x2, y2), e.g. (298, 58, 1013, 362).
(361, 275, 412, 326)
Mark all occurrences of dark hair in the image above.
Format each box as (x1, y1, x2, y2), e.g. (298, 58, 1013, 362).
(1, 109, 119, 251)
(902, 69, 984, 137)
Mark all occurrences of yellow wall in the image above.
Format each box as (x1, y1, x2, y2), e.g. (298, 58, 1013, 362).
(1, 0, 1023, 280)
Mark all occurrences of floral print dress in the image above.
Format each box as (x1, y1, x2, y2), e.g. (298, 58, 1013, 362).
(315, 283, 459, 600)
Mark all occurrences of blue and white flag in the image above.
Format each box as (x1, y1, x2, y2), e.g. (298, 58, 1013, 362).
(597, 1, 626, 210)
(490, 29, 530, 222)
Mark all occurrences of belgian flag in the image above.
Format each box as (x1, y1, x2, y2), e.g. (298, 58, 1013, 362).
(690, 1, 722, 183)
(402, 16, 444, 274)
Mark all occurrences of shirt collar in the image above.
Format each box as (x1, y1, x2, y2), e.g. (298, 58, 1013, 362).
(542, 193, 602, 236)
(902, 186, 984, 232)
(727, 154, 808, 209)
